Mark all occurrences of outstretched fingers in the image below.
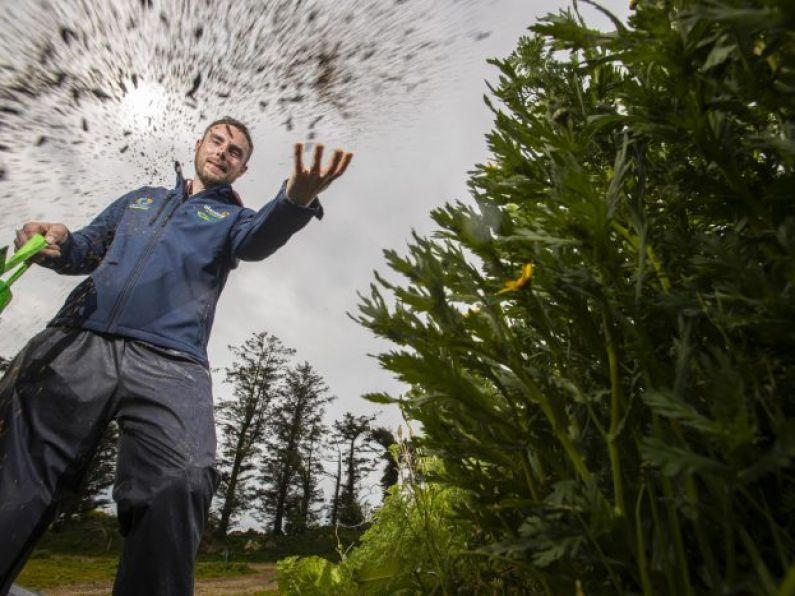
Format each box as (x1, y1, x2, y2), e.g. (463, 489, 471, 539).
(286, 141, 353, 204)
(323, 149, 344, 178)
(311, 144, 324, 175)
(293, 143, 305, 177)
(328, 151, 353, 181)
(315, 151, 353, 194)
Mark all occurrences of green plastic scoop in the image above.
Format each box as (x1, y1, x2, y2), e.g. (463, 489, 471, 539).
(0, 234, 48, 316)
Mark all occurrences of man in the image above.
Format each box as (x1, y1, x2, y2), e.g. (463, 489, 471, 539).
(0, 117, 352, 595)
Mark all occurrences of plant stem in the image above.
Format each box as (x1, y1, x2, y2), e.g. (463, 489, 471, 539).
(634, 483, 653, 596)
(738, 525, 778, 594)
(603, 312, 626, 516)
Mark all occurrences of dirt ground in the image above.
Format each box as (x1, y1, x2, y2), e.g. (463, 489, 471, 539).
(38, 563, 278, 596)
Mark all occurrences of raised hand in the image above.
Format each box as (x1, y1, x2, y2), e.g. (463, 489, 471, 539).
(15, 222, 70, 260)
(286, 143, 353, 206)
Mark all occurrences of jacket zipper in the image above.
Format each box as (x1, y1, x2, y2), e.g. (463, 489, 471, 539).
(148, 194, 171, 225)
(105, 198, 181, 332)
(103, 162, 233, 333)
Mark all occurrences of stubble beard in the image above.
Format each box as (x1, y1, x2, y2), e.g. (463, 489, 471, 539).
(195, 156, 227, 188)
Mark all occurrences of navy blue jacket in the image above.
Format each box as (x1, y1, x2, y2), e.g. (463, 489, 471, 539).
(44, 165, 322, 366)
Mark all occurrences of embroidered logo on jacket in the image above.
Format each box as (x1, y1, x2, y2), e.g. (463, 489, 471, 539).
(197, 204, 230, 223)
(129, 197, 154, 210)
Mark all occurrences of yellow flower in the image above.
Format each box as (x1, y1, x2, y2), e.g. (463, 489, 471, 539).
(497, 263, 534, 294)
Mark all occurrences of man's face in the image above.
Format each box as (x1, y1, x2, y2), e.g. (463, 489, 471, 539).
(193, 124, 250, 188)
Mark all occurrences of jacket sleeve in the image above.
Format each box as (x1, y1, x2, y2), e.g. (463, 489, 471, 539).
(230, 182, 323, 262)
(38, 191, 134, 275)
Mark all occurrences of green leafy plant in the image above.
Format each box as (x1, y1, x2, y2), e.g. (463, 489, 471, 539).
(277, 441, 517, 595)
(353, 0, 795, 593)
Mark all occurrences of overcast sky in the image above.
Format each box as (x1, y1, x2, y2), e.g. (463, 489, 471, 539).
(216, 0, 631, 429)
(0, 0, 631, 513)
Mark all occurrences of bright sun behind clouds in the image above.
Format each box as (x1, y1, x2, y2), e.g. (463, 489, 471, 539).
(117, 80, 171, 133)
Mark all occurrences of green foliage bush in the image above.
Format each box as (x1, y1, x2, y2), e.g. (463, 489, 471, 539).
(34, 509, 122, 556)
(352, 0, 795, 594)
(277, 463, 518, 595)
(203, 526, 364, 562)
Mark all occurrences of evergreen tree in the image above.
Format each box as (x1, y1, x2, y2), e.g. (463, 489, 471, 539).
(329, 446, 342, 527)
(369, 426, 399, 498)
(261, 362, 333, 535)
(332, 412, 376, 527)
(214, 331, 294, 537)
(55, 421, 118, 524)
(284, 421, 325, 534)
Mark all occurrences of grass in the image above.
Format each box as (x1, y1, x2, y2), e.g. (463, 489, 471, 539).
(195, 561, 257, 579)
(17, 554, 118, 589)
(15, 512, 362, 591)
(18, 555, 257, 590)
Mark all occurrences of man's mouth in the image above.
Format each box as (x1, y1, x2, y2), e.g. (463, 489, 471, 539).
(207, 161, 226, 174)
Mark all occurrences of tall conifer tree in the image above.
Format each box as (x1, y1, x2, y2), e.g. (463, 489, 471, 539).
(261, 362, 333, 535)
(331, 412, 376, 527)
(369, 426, 399, 499)
(54, 421, 119, 524)
(284, 420, 325, 534)
(214, 331, 293, 537)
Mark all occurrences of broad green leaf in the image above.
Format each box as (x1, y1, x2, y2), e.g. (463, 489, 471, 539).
(362, 392, 401, 405)
(701, 37, 737, 71)
(640, 438, 728, 478)
(353, 557, 401, 583)
(641, 390, 717, 434)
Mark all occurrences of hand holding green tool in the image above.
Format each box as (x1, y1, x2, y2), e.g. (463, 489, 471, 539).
(0, 234, 48, 316)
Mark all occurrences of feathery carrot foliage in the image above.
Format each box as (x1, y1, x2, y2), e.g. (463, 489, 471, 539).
(284, 0, 795, 592)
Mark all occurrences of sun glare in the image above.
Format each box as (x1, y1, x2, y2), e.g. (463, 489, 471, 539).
(118, 80, 170, 132)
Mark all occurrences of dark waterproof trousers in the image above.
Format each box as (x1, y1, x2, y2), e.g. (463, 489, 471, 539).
(0, 327, 218, 595)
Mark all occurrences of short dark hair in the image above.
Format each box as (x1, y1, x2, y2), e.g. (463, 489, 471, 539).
(203, 117, 253, 160)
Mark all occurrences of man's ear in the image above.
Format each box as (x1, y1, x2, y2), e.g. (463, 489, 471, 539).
(240, 163, 249, 176)
(194, 138, 202, 152)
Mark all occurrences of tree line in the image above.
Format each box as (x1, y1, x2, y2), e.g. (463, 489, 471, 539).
(0, 333, 397, 537)
(213, 331, 394, 537)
